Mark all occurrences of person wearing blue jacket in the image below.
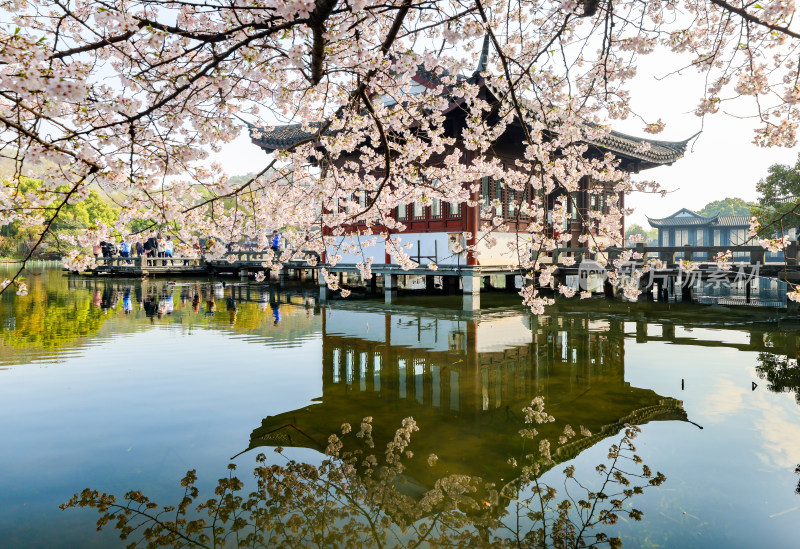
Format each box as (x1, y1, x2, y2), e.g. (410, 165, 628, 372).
(271, 230, 281, 255)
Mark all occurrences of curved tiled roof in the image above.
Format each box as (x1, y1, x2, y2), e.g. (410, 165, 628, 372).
(648, 214, 751, 228)
(482, 80, 694, 166)
(586, 130, 692, 165)
(648, 215, 716, 227)
(712, 215, 751, 227)
(248, 122, 332, 151)
(246, 79, 695, 166)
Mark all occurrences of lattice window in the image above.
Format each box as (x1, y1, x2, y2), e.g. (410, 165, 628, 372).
(495, 180, 504, 216)
(508, 188, 517, 217)
(431, 198, 442, 218)
(430, 180, 443, 218)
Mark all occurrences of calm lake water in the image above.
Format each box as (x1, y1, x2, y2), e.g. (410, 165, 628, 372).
(1, 266, 799, 548)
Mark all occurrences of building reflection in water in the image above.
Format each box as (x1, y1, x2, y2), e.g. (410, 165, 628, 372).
(243, 305, 691, 489)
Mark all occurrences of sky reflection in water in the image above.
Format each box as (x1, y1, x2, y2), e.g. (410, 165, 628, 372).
(0, 267, 799, 548)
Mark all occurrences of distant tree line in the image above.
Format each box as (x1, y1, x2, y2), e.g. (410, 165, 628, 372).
(0, 177, 119, 259)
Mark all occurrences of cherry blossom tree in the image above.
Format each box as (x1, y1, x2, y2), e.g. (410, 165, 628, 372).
(1, 0, 798, 306)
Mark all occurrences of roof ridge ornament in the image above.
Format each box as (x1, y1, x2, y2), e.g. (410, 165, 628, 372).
(473, 34, 490, 76)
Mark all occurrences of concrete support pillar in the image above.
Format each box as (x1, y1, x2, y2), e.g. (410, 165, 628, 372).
(462, 293, 481, 312)
(239, 269, 248, 280)
(279, 270, 287, 287)
(319, 277, 331, 302)
(384, 273, 398, 303)
(462, 274, 480, 295)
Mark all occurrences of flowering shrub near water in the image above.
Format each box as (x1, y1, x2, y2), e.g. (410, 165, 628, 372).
(62, 398, 664, 548)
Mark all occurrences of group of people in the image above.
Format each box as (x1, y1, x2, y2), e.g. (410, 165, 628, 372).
(92, 230, 283, 263)
(142, 233, 175, 263)
(93, 233, 175, 263)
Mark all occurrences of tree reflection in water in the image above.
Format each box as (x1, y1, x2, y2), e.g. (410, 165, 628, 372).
(7, 271, 797, 543)
(756, 352, 800, 404)
(63, 400, 665, 549)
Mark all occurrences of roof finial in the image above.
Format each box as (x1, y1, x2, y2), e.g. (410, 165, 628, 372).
(233, 114, 255, 128)
(474, 34, 490, 75)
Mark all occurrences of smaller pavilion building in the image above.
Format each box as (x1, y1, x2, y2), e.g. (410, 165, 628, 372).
(647, 208, 752, 248)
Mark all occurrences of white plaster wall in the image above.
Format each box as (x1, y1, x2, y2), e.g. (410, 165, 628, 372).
(326, 236, 387, 265)
(475, 232, 532, 266)
(326, 232, 467, 267)
(398, 232, 467, 266)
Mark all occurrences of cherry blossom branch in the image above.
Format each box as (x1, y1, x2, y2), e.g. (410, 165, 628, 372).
(708, 0, 800, 40)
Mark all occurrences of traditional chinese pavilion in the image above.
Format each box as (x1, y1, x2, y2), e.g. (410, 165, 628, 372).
(249, 45, 693, 301)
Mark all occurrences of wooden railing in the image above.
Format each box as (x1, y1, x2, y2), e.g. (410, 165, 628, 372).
(208, 250, 320, 264)
(94, 255, 202, 269)
(537, 243, 799, 267)
(90, 243, 799, 271)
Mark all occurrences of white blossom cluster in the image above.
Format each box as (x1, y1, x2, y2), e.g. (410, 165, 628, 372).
(0, 1, 798, 306)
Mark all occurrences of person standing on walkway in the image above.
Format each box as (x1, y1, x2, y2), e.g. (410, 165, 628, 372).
(271, 230, 281, 257)
(156, 233, 165, 265)
(120, 239, 132, 264)
(164, 236, 174, 265)
(143, 234, 157, 257)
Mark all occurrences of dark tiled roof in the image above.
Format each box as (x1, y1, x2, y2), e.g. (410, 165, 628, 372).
(248, 122, 332, 150)
(712, 215, 751, 227)
(647, 216, 714, 227)
(247, 79, 695, 165)
(586, 130, 691, 165)
(483, 81, 693, 166)
(647, 214, 751, 228)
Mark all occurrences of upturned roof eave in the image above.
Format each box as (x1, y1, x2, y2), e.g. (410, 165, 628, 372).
(247, 80, 698, 165)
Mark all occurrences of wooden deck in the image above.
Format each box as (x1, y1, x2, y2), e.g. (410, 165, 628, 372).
(76, 243, 800, 312)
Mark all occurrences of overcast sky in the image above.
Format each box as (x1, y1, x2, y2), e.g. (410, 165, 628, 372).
(211, 48, 799, 232)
